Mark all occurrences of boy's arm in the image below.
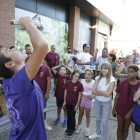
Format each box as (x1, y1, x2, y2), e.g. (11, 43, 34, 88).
(96, 82, 115, 97)
(76, 59, 91, 65)
(45, 76, 51, 100)
(44, 60, 47, 65)
(74, 92, 82, 111)
(66, 60, 70, 66)
(59, 59, 61, 65)
(76, 92, 82, 106)
(95, 64, 98, 77)
(65, 65, 73, 73)
(63, 89, 67, 108)
(20, 17, 49, 81)
(52, 65, 61, 75)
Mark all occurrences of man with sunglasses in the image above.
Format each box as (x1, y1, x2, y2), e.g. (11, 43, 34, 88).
(95, 48, 109, 76)
(66, 47, 79, 69)
(77, 44, 98, 79)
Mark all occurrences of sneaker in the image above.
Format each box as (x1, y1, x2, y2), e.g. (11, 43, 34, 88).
(85, 128, 90, 137)
(113, 117, 117, 120)
(65, 129, 70, 135)
(54, 117, 60, 125)
(63, 119, 67, 127)
(67, 130, 74, 138)
(75, 126, 81, 134)
(44, 121, 52, 131)
(88, 133, 101, 139)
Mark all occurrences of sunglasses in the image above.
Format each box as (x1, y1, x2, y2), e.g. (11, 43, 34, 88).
(74, 50, 78, 52)
(86, 47, 90, 49)
(10, 46, 16, 49)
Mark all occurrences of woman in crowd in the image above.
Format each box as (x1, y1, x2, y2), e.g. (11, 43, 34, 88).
(113, 65, 140, 140)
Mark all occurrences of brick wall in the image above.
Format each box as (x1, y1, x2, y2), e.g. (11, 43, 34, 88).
(0, 0, 15, 47)
(68, 6, 80, 53)
(91, 18, 99, 57)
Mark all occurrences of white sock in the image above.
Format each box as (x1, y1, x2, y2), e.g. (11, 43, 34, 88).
(86, 127, 90, 130)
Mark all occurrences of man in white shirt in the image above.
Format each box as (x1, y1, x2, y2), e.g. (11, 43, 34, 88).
(95, 48, 109, 76)
(76, 44, 98, 79)
(66, 47, 79, 69)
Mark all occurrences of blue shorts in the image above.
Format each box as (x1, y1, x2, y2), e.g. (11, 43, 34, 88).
(43, 95, 47, 112)
(81, 73, 85, 79)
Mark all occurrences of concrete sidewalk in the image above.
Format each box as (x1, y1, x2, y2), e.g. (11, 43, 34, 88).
(0, 80, 133, 140)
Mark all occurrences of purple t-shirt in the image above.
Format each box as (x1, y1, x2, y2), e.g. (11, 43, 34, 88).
(3, 67, 47, 140)
(131, 103, 140, 125)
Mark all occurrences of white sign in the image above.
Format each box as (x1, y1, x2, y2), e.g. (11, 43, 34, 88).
(98, 20, 109, 35)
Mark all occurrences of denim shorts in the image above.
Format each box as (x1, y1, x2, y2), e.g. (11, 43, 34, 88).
(81, 73, 85, 79)
(43, 95, 47, 112)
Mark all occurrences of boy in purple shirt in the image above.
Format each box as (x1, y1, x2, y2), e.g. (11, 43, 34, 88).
(0, 17, 49, 140)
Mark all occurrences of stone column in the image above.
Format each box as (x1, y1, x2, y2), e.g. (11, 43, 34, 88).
(90, 18, 99, 57)
(69, 6, 80, 53)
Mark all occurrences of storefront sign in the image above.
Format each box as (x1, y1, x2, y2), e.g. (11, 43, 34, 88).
(98, 20, 109, 35)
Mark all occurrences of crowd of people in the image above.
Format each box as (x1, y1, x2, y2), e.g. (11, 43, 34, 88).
(0, 17, 140, 140)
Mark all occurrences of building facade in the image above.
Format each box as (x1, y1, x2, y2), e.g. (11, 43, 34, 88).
(0, 0, 116, 57)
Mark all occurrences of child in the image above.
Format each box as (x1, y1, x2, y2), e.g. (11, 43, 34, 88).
(25, 57, 52, 131)
(76, 69, 95, 136)
(63, 70, 84, 138)
(112, 65, 140, 140)
(72, 57, 78, 70)
(89, 62, 116, 140)
(52, 65, 73, 126)
(108, 53, 117, 78)
(0, 17, 48, 140)
(131, 86, 140, 140)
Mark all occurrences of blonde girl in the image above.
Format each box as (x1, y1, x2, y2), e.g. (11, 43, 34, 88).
(89, 62, 115, 140)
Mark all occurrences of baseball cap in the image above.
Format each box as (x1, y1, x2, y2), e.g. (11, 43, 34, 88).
(67, 47, 71, 50)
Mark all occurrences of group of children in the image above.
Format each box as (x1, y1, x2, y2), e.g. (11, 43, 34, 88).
(0, 17, 140, 140)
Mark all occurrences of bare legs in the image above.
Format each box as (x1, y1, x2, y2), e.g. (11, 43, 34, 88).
(78, 106, 91, 128)
(54, 77, 57, 89)
(86, 108, 91, 128)
(57, 107, 67, 119)
(117, 115, 131, 140)
(78, 106, 84, 126)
